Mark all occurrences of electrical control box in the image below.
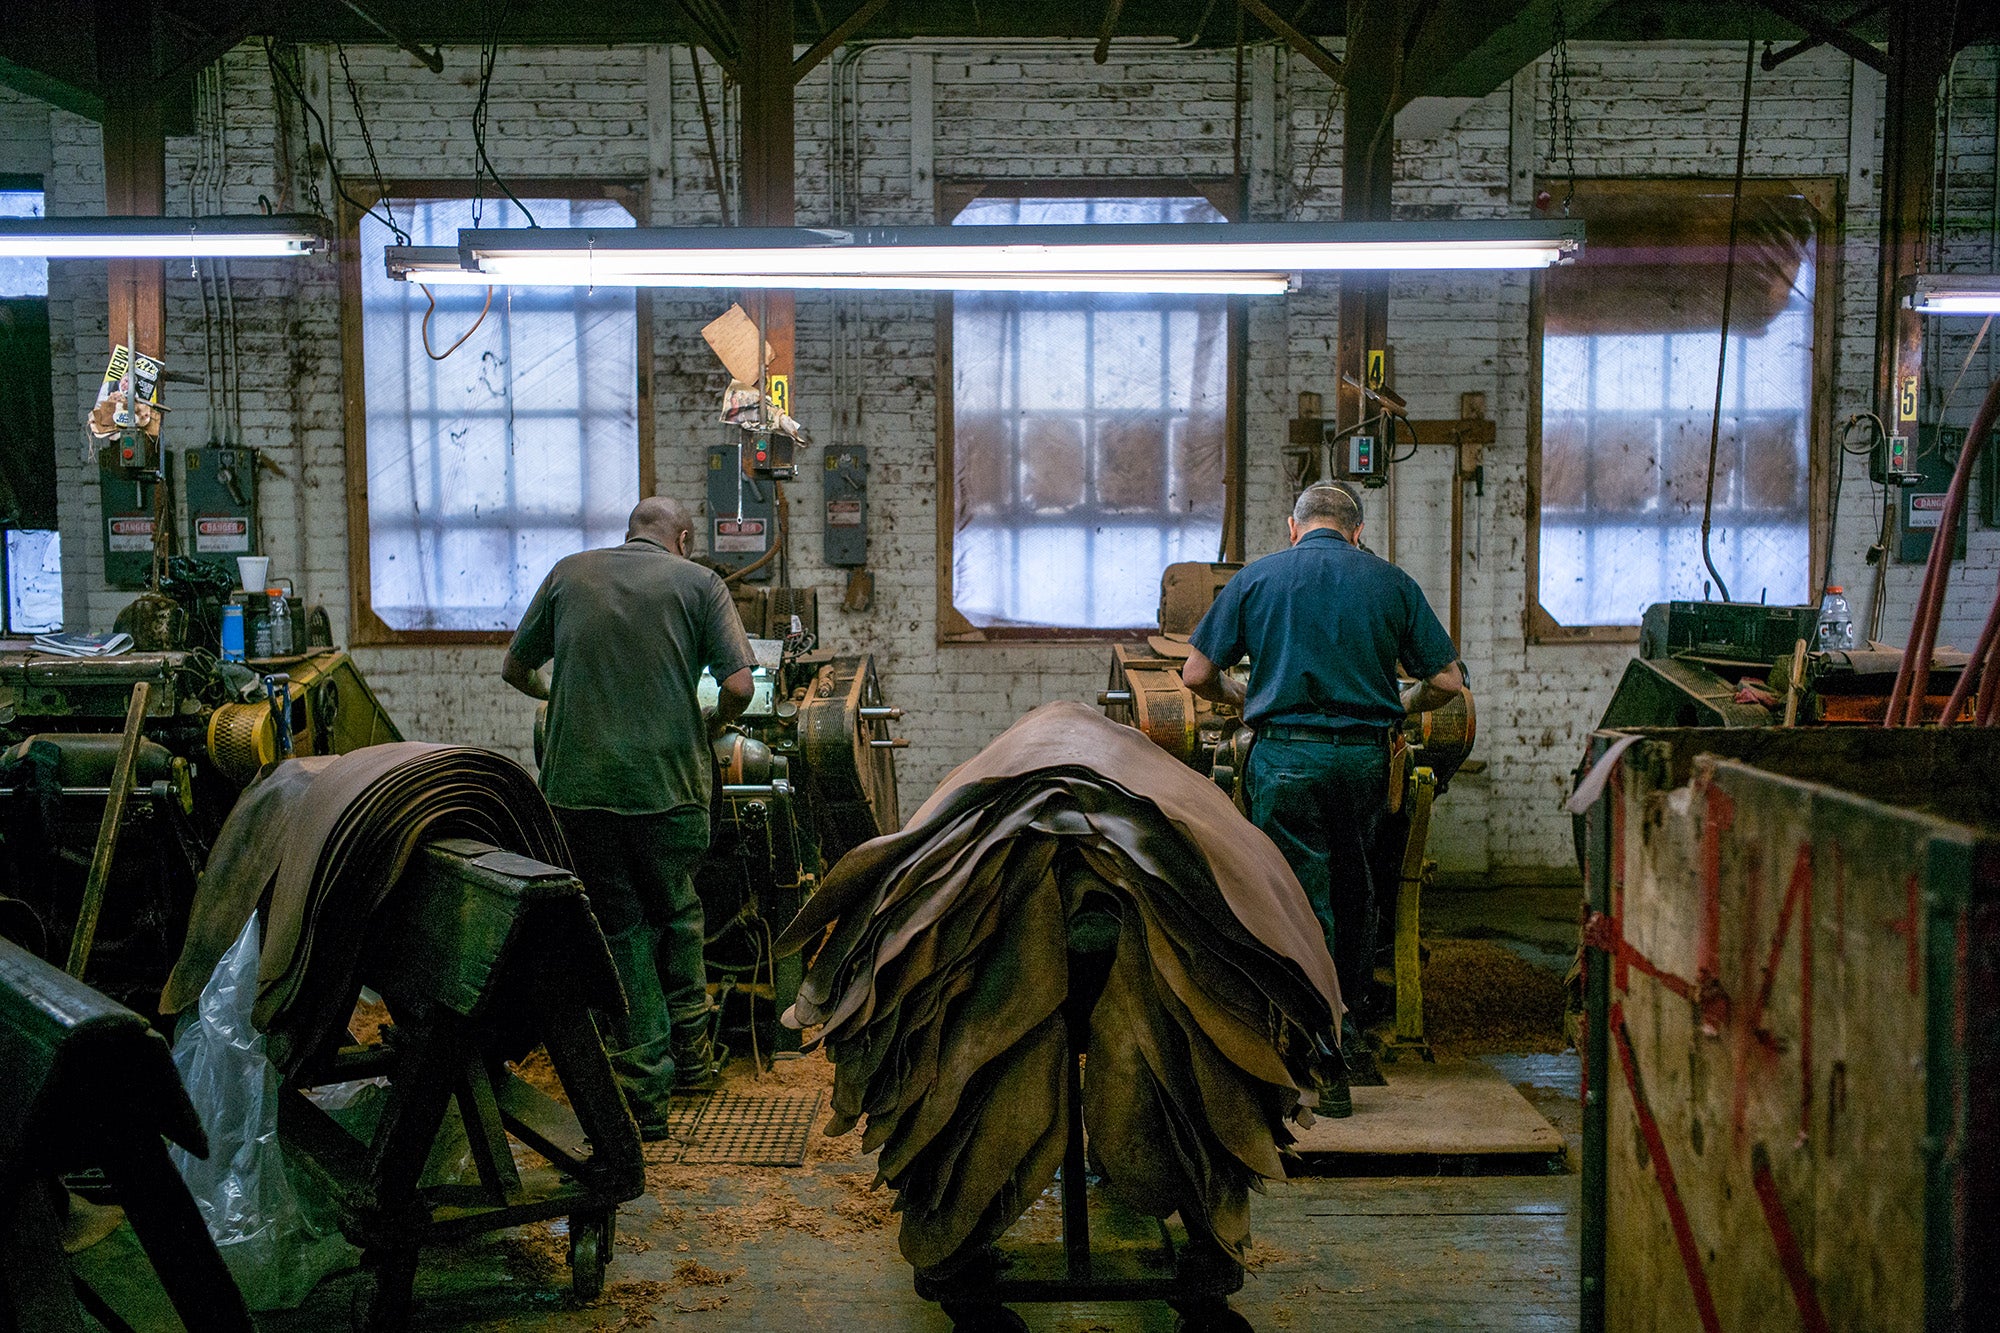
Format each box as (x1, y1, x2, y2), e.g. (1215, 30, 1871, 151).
(823, 445, 868, 568)
(96, 445, 171, 589)
(706, 442, 775, 581)
(182, 444, 259, 582)
(748, 430, 798, 480)
(1330, 426, 1383, 486)
(1897, 423, 1969, 564)
(1871, 429, 1919, 485)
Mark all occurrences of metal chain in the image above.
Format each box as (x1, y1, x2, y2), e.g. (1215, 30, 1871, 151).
(272, 43, 326, 219)
(1292, 85, 1344, 219)
(1548, 0, 1579, 214)
(335, 43, 406, 243)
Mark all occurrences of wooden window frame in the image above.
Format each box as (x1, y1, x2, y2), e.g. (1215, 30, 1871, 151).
(934, 178, 1247, 644)
(338, 179, 655, 646)
(1524, 177, 1841, 645)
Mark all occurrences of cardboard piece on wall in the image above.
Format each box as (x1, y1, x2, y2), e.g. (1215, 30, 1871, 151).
(702, 304, 771, 385)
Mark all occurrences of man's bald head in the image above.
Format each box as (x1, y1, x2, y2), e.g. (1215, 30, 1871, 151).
(628, 496, 697, 554)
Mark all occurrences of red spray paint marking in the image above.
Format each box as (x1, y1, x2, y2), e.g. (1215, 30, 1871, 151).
(1582, 912, 1697, 1002)
(1697, 782, 1736, 1034)
(1884, 872, 1921, 996)
(1611, 1004, 1724, 1333)
(1732, 844, 1813, 1139)
(1750, 1143, 1833, 1333)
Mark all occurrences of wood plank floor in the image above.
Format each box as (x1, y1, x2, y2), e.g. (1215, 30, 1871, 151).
(251, 1157, 1577, 1331)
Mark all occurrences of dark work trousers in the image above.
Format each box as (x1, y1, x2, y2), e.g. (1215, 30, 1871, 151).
(554, 805, 711, 1129)
(1245, 732, 1388, 1040)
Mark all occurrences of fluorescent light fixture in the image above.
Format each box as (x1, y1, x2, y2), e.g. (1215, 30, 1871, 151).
(386, 246, 1291, 294)
(1904, 273, 2000, 316)
(0, 214, 329, 258)
(384, 220, 1582, 292)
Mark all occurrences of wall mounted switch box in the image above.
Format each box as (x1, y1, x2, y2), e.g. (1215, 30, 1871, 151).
(823, 446, 868, 568)
(707, 442, 775, 581)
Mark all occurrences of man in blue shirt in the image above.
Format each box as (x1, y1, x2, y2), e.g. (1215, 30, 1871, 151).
(1183, 484, 1462, 1101)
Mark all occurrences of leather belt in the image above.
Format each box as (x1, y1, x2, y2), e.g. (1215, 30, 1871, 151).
(1258, 723, 1390, 745)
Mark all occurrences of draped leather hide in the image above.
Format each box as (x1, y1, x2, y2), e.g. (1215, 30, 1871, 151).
(160, 743, 573, 1075)
(778, 702, 1343, 1270)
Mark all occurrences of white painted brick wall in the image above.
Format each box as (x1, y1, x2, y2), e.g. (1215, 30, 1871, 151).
(22, 39, 1999, 876)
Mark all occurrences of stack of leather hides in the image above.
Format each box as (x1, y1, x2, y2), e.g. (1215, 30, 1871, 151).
(160, 743, 570, 1076)
(776, 702, 1343, 1271)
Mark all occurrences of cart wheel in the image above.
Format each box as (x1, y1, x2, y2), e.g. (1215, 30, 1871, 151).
(569, 1215, 609, 1302)
(1173, 1299, 1253, 1333)
(939, 1300, 1027, 1332)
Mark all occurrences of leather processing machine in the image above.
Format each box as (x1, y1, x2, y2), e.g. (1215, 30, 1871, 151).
(0, 645, 401, 1014)
(1600, 598, 1969, 729)
(1098, 561, 1475, 1060)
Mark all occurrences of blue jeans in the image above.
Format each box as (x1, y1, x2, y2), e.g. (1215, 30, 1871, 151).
(1245, 734, 1388, 1021)
(555, 805, 711, 1127)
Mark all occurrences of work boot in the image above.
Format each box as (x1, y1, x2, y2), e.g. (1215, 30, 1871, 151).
(1321, 1073, 1354, 1119)
(672, 1025, 726, 1091)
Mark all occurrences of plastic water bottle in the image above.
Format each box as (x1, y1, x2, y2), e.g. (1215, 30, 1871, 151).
(266, 587, 293, 655)
(1816, 585, 1855, 651)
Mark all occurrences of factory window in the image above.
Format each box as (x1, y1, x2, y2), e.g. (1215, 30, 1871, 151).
(345, 188, 651, 641)
(1, 178, 59, 634)
(1528, 179, 1835, 638)
(939, 187, 1239, 639)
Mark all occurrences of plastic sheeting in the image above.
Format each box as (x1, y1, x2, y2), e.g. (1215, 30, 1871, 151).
(949, 197, 1228, 631)
(1538, 181, 1820, 626)
(357, 197, 640, 631)
(169, 915, 357, 1310)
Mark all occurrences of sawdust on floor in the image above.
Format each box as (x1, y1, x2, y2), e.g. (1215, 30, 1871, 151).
(1419, 938, 1569, 1056)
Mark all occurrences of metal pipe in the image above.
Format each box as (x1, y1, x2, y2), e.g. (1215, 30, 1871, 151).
(857, 705, 902, 719)
(1097, 691, 1133, 705)
(868, 738, 908, 748)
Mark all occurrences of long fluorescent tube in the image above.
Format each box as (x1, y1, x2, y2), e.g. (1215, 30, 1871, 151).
(0, 214, 329, 258)
(385, 248, 1291, 294)
(457, 220, 1582, 280)
(1905, 273, 2000, 316)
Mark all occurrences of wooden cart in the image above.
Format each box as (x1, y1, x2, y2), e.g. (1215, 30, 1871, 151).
(279, 838, 646, 1330)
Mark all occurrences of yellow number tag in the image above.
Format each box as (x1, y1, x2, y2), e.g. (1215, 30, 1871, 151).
(1366, 350, 1386, 390)
(769, 374, 790, 418)
(1899, 374, 1919, 423)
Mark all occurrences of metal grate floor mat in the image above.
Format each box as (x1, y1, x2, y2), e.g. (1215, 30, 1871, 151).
(654, 1090, 822, 1167)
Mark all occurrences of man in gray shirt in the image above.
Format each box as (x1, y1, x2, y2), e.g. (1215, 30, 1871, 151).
(505, 497, 757, 1135)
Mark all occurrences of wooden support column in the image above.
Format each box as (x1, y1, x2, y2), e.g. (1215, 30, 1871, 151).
(737, 0, 795, 381)
(97, 0, 164, 360)
(1872, 4, 1953, 436)
(1334, 2, 1411, 436)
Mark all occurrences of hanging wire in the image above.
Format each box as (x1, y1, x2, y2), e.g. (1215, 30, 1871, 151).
(473, 0, 540, 226)
(262, 38, 406, 238)
(1699, 37, 1756, 605)
(419, 283, 495, 360)
(691, 45, 733, 226)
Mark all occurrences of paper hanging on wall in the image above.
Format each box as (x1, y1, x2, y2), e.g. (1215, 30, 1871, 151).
(701, 304, 771, 385)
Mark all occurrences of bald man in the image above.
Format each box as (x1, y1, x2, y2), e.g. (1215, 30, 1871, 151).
(505, 497, 756, 1135)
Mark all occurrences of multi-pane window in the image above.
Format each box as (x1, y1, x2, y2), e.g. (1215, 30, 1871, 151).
(947, 196, 1229, 633)
(1, 179, 58, 633)
(355, 195, 641, 635)
(1534, 181, 1825, 631)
